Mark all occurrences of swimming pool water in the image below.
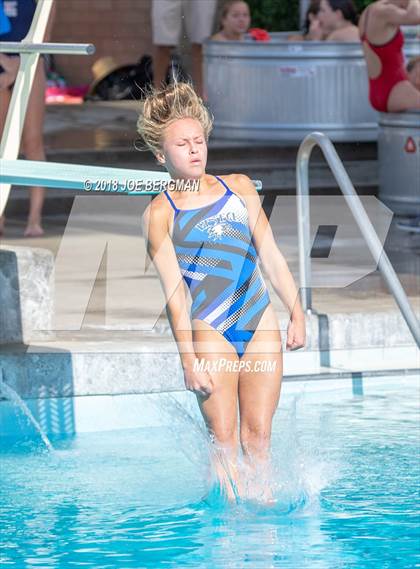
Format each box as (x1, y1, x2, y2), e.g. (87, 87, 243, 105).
(1, 378, 419, 568)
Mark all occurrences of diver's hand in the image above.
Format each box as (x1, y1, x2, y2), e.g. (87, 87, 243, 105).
(183, 358, 214, 396)
(0, 54, 20, 90)
(286, 315, 306, 351)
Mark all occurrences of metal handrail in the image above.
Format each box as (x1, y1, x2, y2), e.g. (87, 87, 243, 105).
(0, 42, 95, 55)
(296, 131, 420, 348)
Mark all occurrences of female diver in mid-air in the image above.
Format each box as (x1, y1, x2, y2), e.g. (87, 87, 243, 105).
(139, 81, 306, 503)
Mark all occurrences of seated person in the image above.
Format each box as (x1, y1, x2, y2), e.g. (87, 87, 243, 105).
(289, 0, 326, 41)
(318, 0, 360, 41)
(407, 55, 420, 91)
(211, 0, 251, 41)
(359, 0, 420, 112)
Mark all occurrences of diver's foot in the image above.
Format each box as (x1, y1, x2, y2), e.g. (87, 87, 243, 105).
(201, 481, 237, 506)
(246, 487, 277, 507)
(23, 222, 44, 237)
(242, 472, 275, 504)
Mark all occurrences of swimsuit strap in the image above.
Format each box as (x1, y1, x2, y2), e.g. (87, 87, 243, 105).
(214, 175, 232, 195)
(163, 189, 179, 213)
(164, 176, 231, 213)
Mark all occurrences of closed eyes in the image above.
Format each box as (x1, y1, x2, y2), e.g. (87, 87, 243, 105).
(176, 138, 204, 146)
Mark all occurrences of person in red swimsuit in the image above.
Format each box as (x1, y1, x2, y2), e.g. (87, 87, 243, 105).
(359, 0, 420, 113)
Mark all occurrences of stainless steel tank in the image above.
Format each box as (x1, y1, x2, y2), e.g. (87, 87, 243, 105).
(203, 34, 418, 142)
(378, 110, 420, 217)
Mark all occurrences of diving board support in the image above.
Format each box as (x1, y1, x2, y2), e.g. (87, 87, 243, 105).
(296, 131, 420, 348)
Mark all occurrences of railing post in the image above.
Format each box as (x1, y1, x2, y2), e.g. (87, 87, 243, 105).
(296, 139, 315, 313)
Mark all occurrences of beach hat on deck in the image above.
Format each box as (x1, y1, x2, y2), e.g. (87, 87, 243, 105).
(87, 56, 136, 97)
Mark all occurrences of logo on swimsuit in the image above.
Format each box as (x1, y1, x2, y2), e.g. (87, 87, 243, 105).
(196, 212, 238, 242)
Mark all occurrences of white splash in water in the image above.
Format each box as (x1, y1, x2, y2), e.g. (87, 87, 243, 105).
(0, 369, 54, 453)
(145, 390, 341, 512)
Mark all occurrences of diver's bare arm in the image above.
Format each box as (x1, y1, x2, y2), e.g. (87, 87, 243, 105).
(142, 204, 196, 369)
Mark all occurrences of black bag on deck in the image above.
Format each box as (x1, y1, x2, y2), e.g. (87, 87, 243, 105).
(85, 54, 189, 102)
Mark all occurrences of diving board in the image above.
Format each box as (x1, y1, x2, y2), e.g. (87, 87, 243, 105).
(0, 159, 263, 194)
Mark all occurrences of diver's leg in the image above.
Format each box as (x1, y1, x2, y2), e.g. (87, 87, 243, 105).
(238, 303, 283, 502)
(192, 318, 241, 500)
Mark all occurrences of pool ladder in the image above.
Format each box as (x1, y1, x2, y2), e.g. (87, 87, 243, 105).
(296, 132, 420, 348)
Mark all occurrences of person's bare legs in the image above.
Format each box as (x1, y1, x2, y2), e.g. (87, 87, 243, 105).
(21, 59, 47, 237)
(388, 80, 420, 112)
(0, 87, 12, 235)
(153, 45, 173, 89)
(191, 43, 204, 99)
(192, 319, 242, 501)
(238, 304, 283, 503)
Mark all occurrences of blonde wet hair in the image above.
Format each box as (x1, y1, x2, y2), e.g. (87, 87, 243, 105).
(136, 80, 213, 156)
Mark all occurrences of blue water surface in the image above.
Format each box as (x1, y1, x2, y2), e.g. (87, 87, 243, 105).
(0, 379, 419, 569)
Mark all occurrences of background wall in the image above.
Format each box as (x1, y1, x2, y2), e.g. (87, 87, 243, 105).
(49, 0, 374, 86)
(51, 0, 153, 85)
